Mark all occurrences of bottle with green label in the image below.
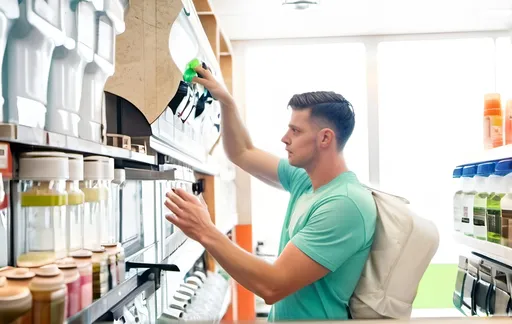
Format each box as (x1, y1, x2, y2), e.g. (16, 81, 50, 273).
(17, 152, 69, 268)
(486, 161, 506, 243)
(461, 165, 477, 237)
(495, 159, 512, 247)
(473, 162, 495, 240)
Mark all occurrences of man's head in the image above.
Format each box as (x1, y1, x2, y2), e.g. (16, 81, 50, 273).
(281, 91, 355, 168)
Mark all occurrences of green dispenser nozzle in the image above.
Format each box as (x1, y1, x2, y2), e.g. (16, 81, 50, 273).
(183, 58, 202, 83)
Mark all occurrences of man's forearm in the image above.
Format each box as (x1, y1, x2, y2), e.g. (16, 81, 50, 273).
(220, 99, 254, 162)
(200, 225, 279, 303)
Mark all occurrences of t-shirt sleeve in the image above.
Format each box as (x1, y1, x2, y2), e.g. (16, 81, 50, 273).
(291, 196, 366, 272)
(277, 159, 308, 193)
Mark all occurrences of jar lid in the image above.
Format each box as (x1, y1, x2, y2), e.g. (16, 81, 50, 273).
(5, 268, 35, 280)
(84, 156, 110, 180)
(30, 265, 65, 292)
(17, 252, 56, 268)
(19, 151, 69, 181)
(0, 276, 31, 307)
(67, 153, 84, 181)
(70, 249, 93, 258)
(113, 169, 125, 184)
(55, 258, 77, 269)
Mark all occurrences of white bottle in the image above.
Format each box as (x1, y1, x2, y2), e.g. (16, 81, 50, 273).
(0, 1, 20, 109)
(5, 0, 65, 128)
(47, 1, 98, 137)
(461, 165, 477, 237)
(496, 159, 512, 247)
(453, 167, 464, 232)
(473, 162, 495, 240)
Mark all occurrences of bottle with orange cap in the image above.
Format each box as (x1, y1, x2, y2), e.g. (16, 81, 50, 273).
(505, 99, 512, 145)
(484, 93, 504, 149)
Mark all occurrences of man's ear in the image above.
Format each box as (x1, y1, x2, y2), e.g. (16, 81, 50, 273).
(319, 129, 335, 148)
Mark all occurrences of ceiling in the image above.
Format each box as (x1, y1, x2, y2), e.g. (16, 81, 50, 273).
(209, 0, 512, 40)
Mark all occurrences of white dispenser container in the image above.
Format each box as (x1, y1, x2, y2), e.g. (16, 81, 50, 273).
(5, 0, 65, 128)
(0, 1, 20, 109)
(79, 0, 126, 142)
(47, 0, 97, 137)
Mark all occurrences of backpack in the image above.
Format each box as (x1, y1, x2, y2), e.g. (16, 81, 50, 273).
(348, 187, 440, 319)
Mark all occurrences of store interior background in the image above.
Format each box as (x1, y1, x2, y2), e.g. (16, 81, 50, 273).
(209, 0, 512, 317)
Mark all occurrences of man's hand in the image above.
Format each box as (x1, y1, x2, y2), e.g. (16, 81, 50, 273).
(193, 66, 233, 105)
(164, 188, 215, 243)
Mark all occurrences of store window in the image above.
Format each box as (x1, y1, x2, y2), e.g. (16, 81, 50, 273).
(377, 38, 496, 263)
(244, 42, 368, 253)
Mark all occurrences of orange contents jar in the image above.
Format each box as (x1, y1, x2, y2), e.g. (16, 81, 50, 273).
(484, 93, 503, 149)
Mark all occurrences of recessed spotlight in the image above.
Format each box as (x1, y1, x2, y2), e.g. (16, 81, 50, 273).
(282, 0, 320, 10)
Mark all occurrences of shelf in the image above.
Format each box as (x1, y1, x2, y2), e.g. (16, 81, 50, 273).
(67, 272, 139, 324)
(0, 124, 156, 165)
(453, 232, 512, 266)
(165, 238, 205, 276)
(149, 136, 219, 176)
(458, 144, 512, 166)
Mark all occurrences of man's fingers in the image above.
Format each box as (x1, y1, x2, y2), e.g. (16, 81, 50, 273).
(194, 65, 214, 81)
(174, 188, 199, 203)
(165, 198, 184, 217)
(166, 190, 186, 208)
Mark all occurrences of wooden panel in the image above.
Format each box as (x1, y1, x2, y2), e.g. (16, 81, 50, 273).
(219, 31, 232, 55)
(220, 55, 232, 94)
(192, 0, 212, 13)
(199, 14, 219, 59)
(198, 174, 216, 272)
(105, 0, 183, 124)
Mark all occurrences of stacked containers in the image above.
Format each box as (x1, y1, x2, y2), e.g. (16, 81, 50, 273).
(0, 276, 32, 324)
(453, 166, 463, 232)
(473, 162, 495, 240)
(17, 152, 69, 268)
(461, 165, 477, 237)
(0, 1, 20, 109)
(29, 265, 66, 323)
(71, 251, 93, 309)
(5, 0, 65, 128)
(66, 154, 85, 255)
(47, 0, 97, 136)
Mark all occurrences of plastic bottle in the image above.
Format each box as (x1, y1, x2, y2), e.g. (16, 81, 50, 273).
(473, 162, 495, 240)
(483, 93, 503, 149)
(486, 163, 505, 243)
(29, 265, 66, 324)
(453, 166, 463, 232)
(0, 276, 32, 324)
(497, 159, 512, 247)
(461, 165, 478, 237)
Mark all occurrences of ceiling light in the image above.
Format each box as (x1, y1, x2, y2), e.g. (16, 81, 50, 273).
(282, 0, 320, 10)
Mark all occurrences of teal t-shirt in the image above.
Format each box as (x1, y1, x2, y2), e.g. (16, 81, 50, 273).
(268, 160, 377, 322)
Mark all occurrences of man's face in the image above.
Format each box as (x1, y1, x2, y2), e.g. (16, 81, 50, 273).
(281, 109, 319, 168)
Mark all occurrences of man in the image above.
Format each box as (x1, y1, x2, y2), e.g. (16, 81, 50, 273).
(165, 65, 377, 321)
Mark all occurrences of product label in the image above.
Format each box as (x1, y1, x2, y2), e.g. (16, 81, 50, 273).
(487, 208, 502, 243)
(454, 205, 462, 232)
(462, 193, 475, 236)
(501, 209, 512, 247)
(473, 206, 487, 239)
(0, 144, 8, 169)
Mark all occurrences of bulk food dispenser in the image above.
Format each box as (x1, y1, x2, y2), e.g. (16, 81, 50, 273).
(15, 152, 69, 268)
(65, 154, 85, 255)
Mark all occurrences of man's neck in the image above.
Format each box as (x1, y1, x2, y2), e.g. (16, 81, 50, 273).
(305, 153, 349, 191)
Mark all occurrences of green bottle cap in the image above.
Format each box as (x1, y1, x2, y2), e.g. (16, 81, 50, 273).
(183, 58, 202, 83)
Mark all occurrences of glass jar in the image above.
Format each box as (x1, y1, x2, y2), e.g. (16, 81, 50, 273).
(82, 156, 109, 251)
(66, 154, 85, 254)
(91, 249, 108, 299)
(0, 276, 32, 324)
(101, 159, 116, 247)
(108, 168, 125, 247)
(18, 152, 69, 267)
(71, 251, 93, 309)
(29, 265, 66, 324)
(55, 258, 81, 318)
